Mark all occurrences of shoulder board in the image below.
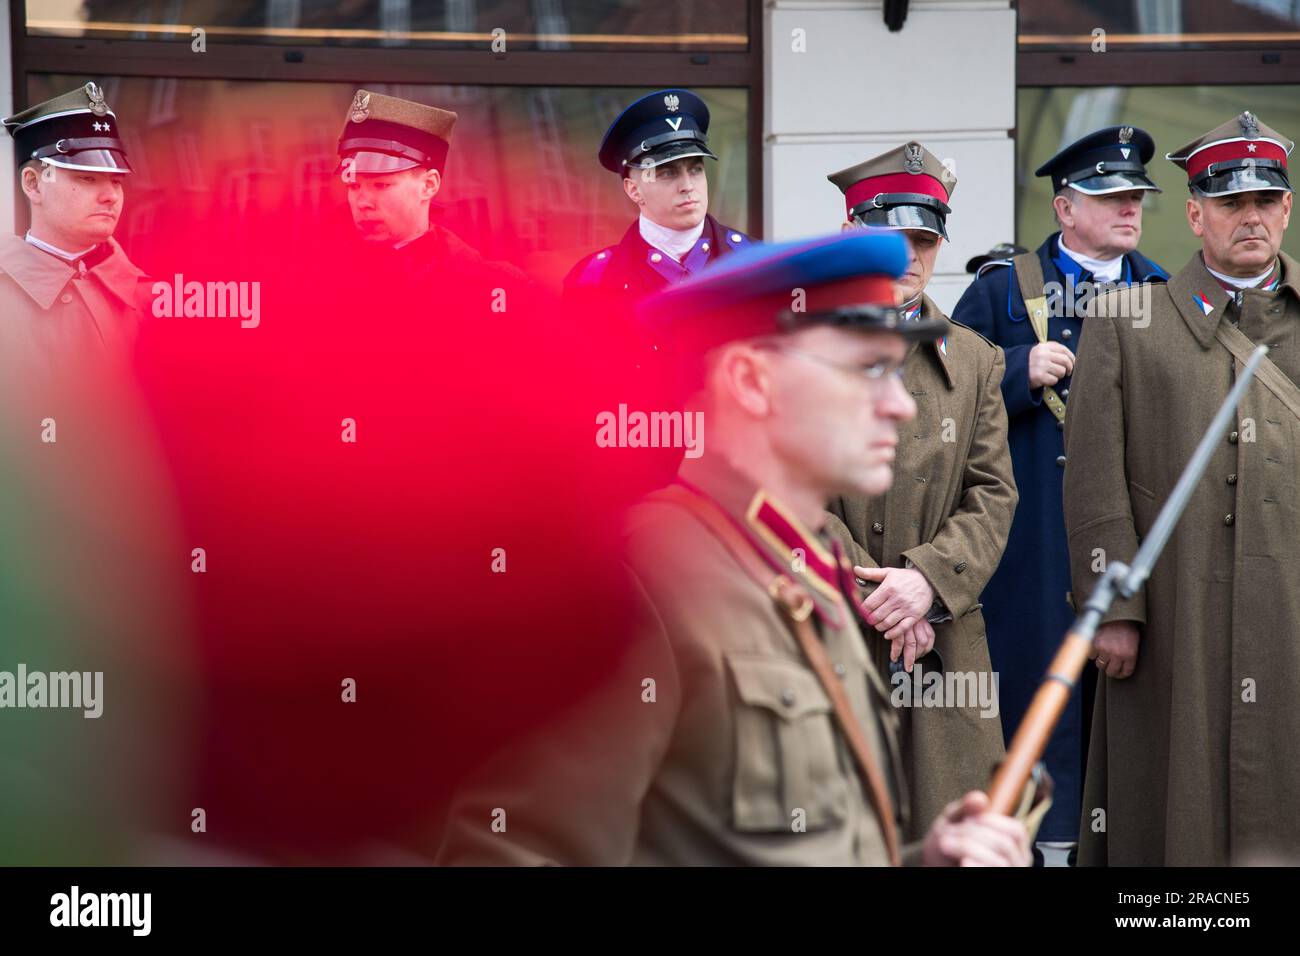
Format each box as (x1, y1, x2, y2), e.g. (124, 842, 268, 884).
(572, 246, 618, 286)
(720, 226, 753, 251)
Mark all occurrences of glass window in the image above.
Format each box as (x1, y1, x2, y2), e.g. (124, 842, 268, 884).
(1020, 0, 1300, 51)
(28, 1, 750, 52)
(26, 75, 750, 283)
(1017, 85, 1300, 269)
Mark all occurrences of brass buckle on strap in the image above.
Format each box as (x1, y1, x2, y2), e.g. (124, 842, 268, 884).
(769, 576, 815, 622)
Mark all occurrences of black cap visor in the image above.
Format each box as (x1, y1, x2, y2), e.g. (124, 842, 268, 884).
(625, 136, 717, 171)
(1064, 170, 1160, 195)
(781, 303, 948, 342)
(39, 149, 133, 173)
(850, 193, 951, 240)
(1192, 160, 1293, 197)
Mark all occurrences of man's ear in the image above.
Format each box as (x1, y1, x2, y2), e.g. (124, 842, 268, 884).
(20, 164, 44, 204)
(1282, 190, 1293, 230)
(1186, 196, 1204, 237)
(623, 175, 645, 207)
(1052, 192, 1074, 229)
(715, 342, 773, 418)
(421, 168, 442, 202)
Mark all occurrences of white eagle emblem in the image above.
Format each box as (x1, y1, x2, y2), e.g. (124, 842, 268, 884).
(350, 91, 371, 124)
(664, 94, 680, 113)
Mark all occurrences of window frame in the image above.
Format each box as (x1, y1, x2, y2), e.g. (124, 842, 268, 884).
(8, 0, 766, 237)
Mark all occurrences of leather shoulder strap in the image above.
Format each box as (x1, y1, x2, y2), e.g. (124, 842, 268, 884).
(1215, 322, 1300, 421)
(657, 483, 902, 866)
(1012, 251, 1067, 424)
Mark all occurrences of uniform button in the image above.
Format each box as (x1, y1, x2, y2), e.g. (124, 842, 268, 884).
(596, 251, 607, 260)
(954, 561, 968, 574)
(781, 689, 797, 707)
(1229, 431, 1239, 444)
(1224, 514, 1235, 526)
(60, 293, 73, 304)
(1056, 455, 1067, 467)
(1060, 387, 1070, 399)
(650, 253, 663, 263)
(701, 242, 709, 252)
(871, 522, 884, 534)
(1227, 473, 1238, 485)
(833, 662, 847, 677)
(1061, 328, 1073, 339)
(730, 233, 742, 242)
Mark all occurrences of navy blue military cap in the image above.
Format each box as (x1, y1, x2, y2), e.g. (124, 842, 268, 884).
(1035, 125, 1161, 195)
(639, 231, 947, 355)
(598, 89, 718, 174)
(965, 241, 1027, 275)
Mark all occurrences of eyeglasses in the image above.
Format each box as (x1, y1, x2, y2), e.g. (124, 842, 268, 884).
(757, 343, 906, 386)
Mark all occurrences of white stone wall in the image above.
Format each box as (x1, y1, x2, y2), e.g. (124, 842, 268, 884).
(765, 0, 1016, 314)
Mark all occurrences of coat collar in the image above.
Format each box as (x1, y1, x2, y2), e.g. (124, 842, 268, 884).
(1168, 251, 1243, 349)
(910, 293, 955, 389)
(0, 233, 144, 310)
(677, 452, 849, 627)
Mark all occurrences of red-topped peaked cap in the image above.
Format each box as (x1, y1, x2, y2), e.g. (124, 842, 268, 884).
(1167, 111, 1294, 197)
(827, 141, 957, 239)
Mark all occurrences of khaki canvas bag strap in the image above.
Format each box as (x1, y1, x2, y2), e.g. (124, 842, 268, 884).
(1012, 252, 1068, 424)
(659, 484, 903, 866)
(1215, 322, 1300, 421)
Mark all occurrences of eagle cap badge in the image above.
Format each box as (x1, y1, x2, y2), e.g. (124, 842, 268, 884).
(350, 91, 371, 123)
(664, 93, 680, 113)
(904, 142, 924, 174)
(85, 82, 109, 117)
(1118, 126, 1133, 145)
(1240, 111, 1260, 139)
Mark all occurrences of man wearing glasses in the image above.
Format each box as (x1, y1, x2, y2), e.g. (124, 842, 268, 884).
(823, 143, 1018, 844)
(437, 231, 1030, 867)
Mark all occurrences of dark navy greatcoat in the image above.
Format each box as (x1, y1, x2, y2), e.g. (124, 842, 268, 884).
(951, 231, 1167, 845)
(562, 214, 753, 308)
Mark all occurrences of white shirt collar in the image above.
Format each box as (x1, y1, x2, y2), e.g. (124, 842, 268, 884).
(25, 230, 97, 261)
(1205, 261, 1278, 290)
(1057, 235, 1124, 283)
(639, 214, 705, 263)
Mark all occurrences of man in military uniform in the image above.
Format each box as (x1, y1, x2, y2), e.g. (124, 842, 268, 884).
(822, 143, 1017, 844)
(563, 89, 753, 306)
(334, 88, 530, 295)
(1065, 112, 1300, 865)
(436, 232, 1030, 866)
(0, 82, 150, 385)
(951, 127, 1168, 862)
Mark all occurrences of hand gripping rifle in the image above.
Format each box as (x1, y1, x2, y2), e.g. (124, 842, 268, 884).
(987, 344, 1270, 816)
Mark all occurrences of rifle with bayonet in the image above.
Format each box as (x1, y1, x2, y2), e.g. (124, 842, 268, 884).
(987, 344, 1270, 817)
